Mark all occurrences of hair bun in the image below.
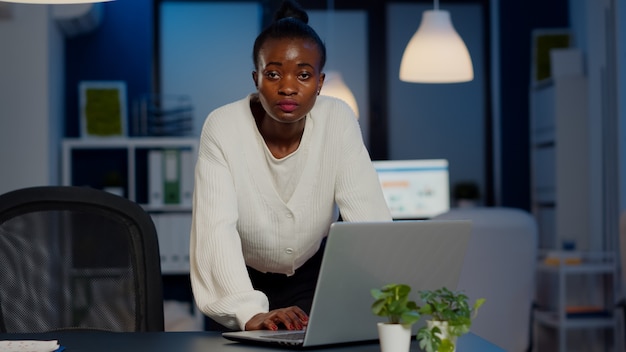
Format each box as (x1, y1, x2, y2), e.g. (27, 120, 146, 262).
(273, 0, 309, 24)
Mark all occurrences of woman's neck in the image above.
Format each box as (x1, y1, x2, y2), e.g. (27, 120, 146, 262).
(251, 100, 305, 159)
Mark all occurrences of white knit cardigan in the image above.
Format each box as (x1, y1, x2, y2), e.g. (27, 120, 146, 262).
(190, 95, 392, 330)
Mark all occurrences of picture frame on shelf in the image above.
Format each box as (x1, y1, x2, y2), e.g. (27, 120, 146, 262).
(79, 80, 128, 138)
(531, 28, 572, 87)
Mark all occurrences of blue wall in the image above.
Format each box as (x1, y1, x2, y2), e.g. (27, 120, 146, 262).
(64, 0, 153, 137)
(63, 0, 570, 210)
(498, 0, 569, 210)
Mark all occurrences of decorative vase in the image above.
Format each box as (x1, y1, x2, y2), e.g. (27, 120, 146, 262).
(377, 322, 412, 352)
(427, 320, 458, 352)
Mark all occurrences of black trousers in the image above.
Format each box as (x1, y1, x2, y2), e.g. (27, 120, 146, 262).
(247, 241, 326, 314)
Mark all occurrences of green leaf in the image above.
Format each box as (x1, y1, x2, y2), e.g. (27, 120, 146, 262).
(371, 283, 420, 325)
(370, 288, 384, 299)
(401, 310, 421, 326)
(419, 304, 433, 315)
(371, 299, 387, 316)
(417, 328, 439, 352)
(438, 339, 455, 352)
(415, 287, 487, 342)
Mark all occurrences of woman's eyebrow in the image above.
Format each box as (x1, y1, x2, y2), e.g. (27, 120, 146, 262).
(297, 62, 314, 69)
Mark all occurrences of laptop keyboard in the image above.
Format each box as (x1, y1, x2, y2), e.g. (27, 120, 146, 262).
(257, 331, 306, 346)
(260, 331, 305, 341)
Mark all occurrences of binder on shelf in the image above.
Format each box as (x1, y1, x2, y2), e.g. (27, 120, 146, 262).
(178, 213, 192, 271)
(167, 214, 182, 270)
(148, 149, 164, 206)
(180, 149, 194, 207)
(152, 214, 170, 269)
(171, 213, 192, 272)
(155, 213, 192, 273)
(163, 149, 181, 205)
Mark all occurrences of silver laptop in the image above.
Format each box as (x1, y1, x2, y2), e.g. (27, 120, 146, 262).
(222, 219, 472, 348)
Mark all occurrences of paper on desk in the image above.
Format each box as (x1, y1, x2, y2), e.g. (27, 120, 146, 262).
(0, 340, 60, 352)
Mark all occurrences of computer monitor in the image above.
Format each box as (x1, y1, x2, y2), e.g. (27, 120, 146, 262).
(372, 159, 450, 220)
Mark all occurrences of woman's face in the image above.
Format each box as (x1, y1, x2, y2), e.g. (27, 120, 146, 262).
(253, 37, 325, 124)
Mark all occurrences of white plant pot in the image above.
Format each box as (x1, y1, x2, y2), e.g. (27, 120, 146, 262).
(377, 322, 412, 352)
(427, 320, 458, 352)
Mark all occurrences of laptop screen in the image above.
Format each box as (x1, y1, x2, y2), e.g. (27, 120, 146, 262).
(372, 159, 450, 219)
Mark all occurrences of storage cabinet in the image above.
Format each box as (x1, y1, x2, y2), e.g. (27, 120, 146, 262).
(62, 137, 198, 274)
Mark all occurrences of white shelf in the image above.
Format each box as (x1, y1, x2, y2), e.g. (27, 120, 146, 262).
(536, 250, 616, 274)
(535, 311, 615, 329)
(534, 251, 618, 352)
(537, 262, 615, 274)
(62, 137, 198, 205)
(62, 137, 198, 275)
(142, 204, 193, 212)
(62, 137, 197, 148)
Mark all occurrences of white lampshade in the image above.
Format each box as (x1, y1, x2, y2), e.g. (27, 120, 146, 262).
(399, 9, 473, 83)
(320, 71, 359, 118)
(0, 0, 112, 3)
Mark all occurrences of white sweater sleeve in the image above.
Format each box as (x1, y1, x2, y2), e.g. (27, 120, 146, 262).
(189, 115, 269, 331)
(332, 101, 393, 222)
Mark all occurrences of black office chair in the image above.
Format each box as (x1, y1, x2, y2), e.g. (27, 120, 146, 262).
(0, 186, 164, 332)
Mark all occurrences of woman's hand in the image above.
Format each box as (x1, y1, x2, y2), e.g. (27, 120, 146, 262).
(245, 306, 309, 331)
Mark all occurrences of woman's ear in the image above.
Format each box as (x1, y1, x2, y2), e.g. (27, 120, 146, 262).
(317, 72, 325, 95)
(252, 71, 259, 89)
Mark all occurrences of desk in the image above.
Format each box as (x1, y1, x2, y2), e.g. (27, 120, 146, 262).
(0, 331, 504, 351)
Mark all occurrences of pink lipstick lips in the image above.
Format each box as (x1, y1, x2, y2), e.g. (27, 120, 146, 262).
(278, 100, 298, 113)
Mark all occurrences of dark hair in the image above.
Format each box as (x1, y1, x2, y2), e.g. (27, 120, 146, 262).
(252, 0, 326, 71)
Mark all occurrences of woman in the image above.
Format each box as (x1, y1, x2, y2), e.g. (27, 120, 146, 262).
(190, 0, 391, 332)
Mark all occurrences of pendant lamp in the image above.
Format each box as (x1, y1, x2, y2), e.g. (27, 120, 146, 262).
(399, 0, 473, 83)
(0, 0, 112, 3)
(321, 71, 359, 118)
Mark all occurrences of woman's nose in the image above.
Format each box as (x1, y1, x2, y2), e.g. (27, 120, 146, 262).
(278, 76, 297, 95)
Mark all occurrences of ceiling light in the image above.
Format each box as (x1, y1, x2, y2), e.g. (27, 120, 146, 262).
(321, 71, 359, 118)
(399, 0, 473, 83)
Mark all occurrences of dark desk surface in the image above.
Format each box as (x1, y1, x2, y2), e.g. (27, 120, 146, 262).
(0, 331, 505, 352)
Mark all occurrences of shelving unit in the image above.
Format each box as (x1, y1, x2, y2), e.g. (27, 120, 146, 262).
(534, 251, 618, 352)
(62, 138, 197, 204)
(529, 51, 618, 350)
(62, 137, 198, 275)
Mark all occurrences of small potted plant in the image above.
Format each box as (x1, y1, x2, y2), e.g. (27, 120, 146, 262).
(371, 283, 421, 352)
(416, 287, 485, 352)
(453, 181, 480, 208)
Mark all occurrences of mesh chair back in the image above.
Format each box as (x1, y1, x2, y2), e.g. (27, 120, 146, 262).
(0, 186, 164, 332)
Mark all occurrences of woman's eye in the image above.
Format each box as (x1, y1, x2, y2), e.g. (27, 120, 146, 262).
(265, 72, 280, 79)
(298, 72, 311, 80)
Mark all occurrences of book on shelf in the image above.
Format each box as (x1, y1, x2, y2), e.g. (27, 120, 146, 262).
(565, 305, 610, 319)
(147, 147, 194, 207)
(152, 213, 192, 273)
(163, 149, 181, 205)
(542, 250, 582, 266)
(180, 149, 194, 207)
(153, 214, 170, 267)
(148, 149, 164, 206)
